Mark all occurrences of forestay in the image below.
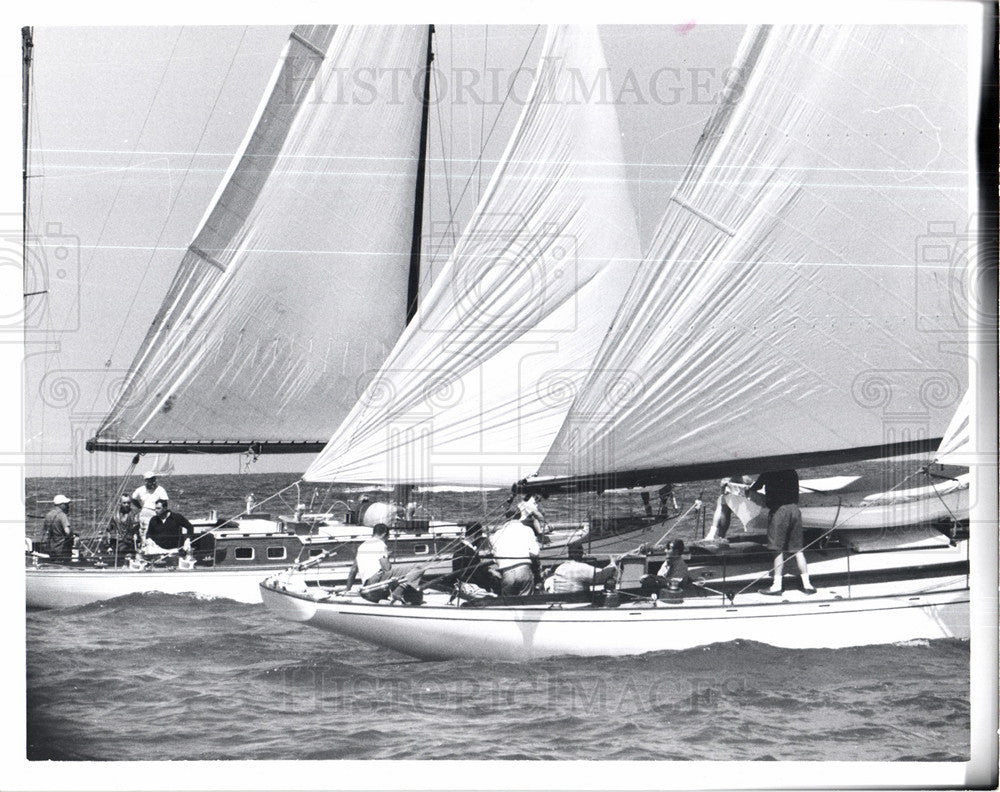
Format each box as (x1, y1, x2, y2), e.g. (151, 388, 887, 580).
(305, 26, 643, 487)
(91, 26, 430, 450)
(536, 25, 973, 486)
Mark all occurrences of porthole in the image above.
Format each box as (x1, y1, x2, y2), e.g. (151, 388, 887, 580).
(234, 547, 254, 560)
(266, 547, 287, 560)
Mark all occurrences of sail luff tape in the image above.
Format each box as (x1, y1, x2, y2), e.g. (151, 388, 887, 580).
(289, 31, 326, 59)
(189, 245, 226, 272)
(669, 194, 736, 238)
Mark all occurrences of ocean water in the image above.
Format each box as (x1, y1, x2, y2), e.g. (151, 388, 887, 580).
(25, 471, 971, 762)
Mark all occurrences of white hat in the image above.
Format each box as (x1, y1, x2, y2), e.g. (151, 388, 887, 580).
(143, 470, 157, 479)
(53, 494, 72, 505)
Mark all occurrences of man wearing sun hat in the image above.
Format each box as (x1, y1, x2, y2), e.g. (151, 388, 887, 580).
(131, 471, 168, 538)
(43, 494, 75, 562)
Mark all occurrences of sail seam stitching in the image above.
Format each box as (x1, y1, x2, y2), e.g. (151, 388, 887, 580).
(189, 245, 226, 272)
(289, 32, 326, 59)
(669, 194, 736, 237)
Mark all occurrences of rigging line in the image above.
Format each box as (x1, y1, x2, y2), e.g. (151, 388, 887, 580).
(77, 457, 140, 557)
(371, 491, 534, 585)
(730, 465, 937, 599)
(430, 43, 457, 268)
(446, 25, 542, 239)
(340, 492, 508, 591)
(87, 27, 251, 420)
(75, 26, 186, 421)
(179, 478, 303, 554)
(478, 25, 487, 204)
(924, 469, 964, 527)
(71, 27, 185, 311)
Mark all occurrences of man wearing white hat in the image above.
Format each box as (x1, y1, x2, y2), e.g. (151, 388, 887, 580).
(131, 471, 168, 538)
(43, 494, 75, 562)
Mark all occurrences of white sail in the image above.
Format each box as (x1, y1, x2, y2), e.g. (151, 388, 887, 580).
(934, 390, 971, 467)
(145, 454, 175, 477)
(536, 25, 971, 484)
(92, 26, 430, 449)
(304, 26, 642, 487)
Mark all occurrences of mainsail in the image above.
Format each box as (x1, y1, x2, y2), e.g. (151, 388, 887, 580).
(304, 26, 643, 487)
(88, 26, 432, 454)
(530, 25, 972, 490)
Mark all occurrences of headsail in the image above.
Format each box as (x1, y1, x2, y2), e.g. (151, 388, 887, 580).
(529, 25, 972, 491)
(304, 26, 643, 487)
(934, 391, 971, 467)
(88, 26, 432, 454)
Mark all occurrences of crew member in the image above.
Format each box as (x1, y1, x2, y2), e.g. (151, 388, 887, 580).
(543, 542, 617, 593)
(749, 469, 814, 595)
(489, 512, 541, 596)
(516, 494, 549, 536)
(43, 494, 74, 562)
(131, 471, 168, 536)
(451, 522, 500, 593)
(144, 498, 196, 554)
(642, 539, 691, 592)
(345, 523, 422, 602)
(106, 494, 139, 559)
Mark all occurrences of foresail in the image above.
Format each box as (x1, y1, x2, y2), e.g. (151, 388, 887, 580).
(934, 391, 971, 467)
(534, 25, 973, 488)
(304, 26, 642, 486)
(90, 26, 429, 452)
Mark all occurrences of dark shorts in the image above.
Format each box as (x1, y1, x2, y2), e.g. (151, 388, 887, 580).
(767, 504, 803, 552)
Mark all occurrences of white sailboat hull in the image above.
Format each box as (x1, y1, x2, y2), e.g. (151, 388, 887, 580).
(24, 521, 646, 609)
(260, 573, 969, 661)
(26, 565, 283, 608)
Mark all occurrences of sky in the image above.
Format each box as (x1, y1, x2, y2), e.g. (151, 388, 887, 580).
(20, 23, 745, 479)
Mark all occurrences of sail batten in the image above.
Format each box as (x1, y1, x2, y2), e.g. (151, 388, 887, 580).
(91, 26, 432, 452)
(304, 26, 644, 487)
(533, 25, 971, 489)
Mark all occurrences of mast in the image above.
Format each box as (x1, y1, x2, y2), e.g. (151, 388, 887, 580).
(86, 26, 432, 456)
(406, 24, 434, 325)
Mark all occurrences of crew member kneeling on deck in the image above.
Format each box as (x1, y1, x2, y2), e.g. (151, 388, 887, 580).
(346, 523, 422, 603)
(144, 499, 196, 555)
(543, 542, 617, 593)
(489, 512, 541, 596)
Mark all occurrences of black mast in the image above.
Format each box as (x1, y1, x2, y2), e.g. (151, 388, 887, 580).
(406, 24, 434, 325)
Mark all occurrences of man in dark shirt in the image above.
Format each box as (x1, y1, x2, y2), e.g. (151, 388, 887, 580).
(145, 499, 196, 553)
(450, 522, 500, 593)
(749, 470, 814, 595)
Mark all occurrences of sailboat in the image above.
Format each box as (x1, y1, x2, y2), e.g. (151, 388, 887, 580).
(24, 25, 650, 608)
(26, 25, 478, 608)
(260, 23, 982, 660)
